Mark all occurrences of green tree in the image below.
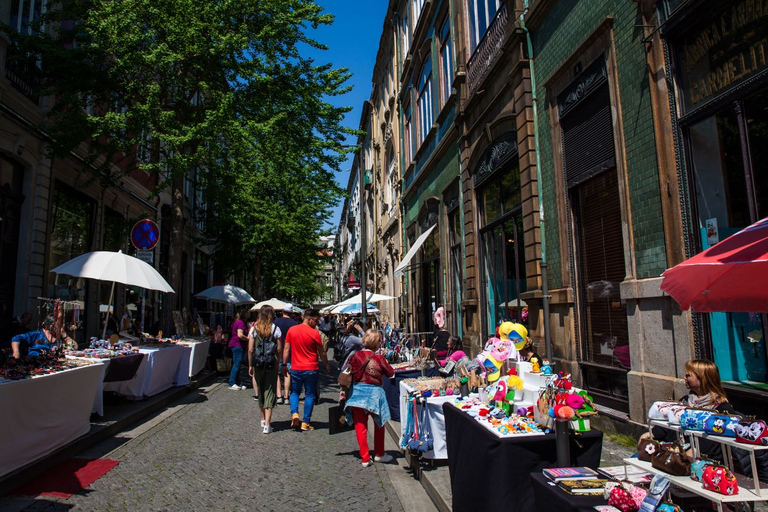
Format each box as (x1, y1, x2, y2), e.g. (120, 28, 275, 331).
(5, 0, 353, 307)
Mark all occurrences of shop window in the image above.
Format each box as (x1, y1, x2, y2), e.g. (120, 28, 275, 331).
(439, 17, 453, 107)
(686, 90, 768, 387)
(466, 0, 501, 53)
(479, 166, 526, 334)
(417, 57, 434, 145)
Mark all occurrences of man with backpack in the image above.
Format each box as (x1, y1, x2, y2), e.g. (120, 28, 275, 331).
(335, 319, 364, 369)
(283, 308, 329, 431)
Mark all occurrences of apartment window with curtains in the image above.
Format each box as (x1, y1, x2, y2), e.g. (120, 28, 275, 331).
(467, 0, 501, 53)
(439, 17, 453, 107)
(417, 57, 433, 145)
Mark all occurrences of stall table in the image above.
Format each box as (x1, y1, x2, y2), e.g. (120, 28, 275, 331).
(0, 363, 104, 477)
(103, 344, 187, 399)
(530, 472, 607, 512)
(382, 365, 439, 421)
(66, 353, 146, 415)
(398, 381, 454, 459)
(444, 402, 603, 511)
(178, 339, 211, 377)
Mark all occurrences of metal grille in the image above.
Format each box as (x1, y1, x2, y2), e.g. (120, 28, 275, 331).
(562, 85, 615, 187)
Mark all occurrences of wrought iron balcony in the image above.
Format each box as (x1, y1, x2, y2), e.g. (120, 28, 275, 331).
(4, 44, 39, 104)
(466, 2, 509, 95)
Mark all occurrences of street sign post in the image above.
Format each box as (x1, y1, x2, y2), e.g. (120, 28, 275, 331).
(136, 250, 154, 264)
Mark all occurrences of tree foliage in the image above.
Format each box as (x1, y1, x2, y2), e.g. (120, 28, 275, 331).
(5, 0, 353, 303)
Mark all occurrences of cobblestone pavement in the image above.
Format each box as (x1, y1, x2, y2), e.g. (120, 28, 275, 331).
(2, 368, 409, 511)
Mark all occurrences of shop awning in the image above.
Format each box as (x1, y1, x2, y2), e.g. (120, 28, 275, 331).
(394, 224, 437, 277)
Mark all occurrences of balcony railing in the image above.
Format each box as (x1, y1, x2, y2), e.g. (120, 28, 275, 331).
(4, 45, 39, 104)
(466, 2, 509, 95)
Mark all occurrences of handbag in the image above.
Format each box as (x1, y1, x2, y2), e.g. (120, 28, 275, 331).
(605, 481, 643, 512)
(656, 504, 684, 512)
(637, 437, 661, 462)
(701, 464, 739, 495)
(328, 404, 353, 435)
(648, 401, 683, 420)
(735, 418, 768, 446)
(702, 414, 741, 437)
(679, 408, 715, 431)
(651, 442, 692, 476)
(666, 406, 687, 425)
(337, 368, 352, 388)
(690, 458, 715, 482)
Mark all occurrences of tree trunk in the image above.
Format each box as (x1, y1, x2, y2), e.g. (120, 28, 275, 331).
(251, 257, 262, 300)
(165, 174, 185, 333)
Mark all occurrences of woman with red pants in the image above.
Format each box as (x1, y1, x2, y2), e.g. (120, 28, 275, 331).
(343, 329, 395, 467)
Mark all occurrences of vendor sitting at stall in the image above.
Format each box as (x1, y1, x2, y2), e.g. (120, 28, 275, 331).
(439, 336, 467, 367)
(519, 338, 541, 364)
(11, 315, 67, 359)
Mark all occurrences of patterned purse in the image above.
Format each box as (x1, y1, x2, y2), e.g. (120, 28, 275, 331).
(701, 464, 739, 495)
(648, 401, 683, 420)
(702, 414, 741, 437)
(637, 437, 661, 462)
(656, 504, 684, 512)
(690, 458, 715, 482)
(605, 481, 644, 512)
(679, 408, 714, 431)
(651, 442, 692, 476)
(735, 418, 768, 446)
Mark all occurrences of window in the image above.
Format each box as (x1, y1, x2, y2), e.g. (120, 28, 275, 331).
(448, 205, 463, 336)
(467, 0, 501, 53)
(403, 102, 414, 163)
(401, 9, 411, 60)
(412, 0, 425, 26)
(416, 58, 433, 145)
(10, 0, 45, 35)
(387, 146, 398, 216)
(439, 17, 453, 107)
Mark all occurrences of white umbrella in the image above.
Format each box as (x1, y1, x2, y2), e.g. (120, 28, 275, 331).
(335, 291, 397, 307)
(250, 298, 288, 311)
(337, 303, 380, 315)
(51, 250, 174, 338)
(195, 285, 256, 305)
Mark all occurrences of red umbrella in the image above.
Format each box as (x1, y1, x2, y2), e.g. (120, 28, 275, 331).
(660, 217, 768, 312)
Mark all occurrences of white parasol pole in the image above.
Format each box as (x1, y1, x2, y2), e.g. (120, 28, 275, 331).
(102, 281, 116, 340)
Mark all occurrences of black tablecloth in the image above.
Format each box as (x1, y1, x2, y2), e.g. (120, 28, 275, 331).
(103, 353, 146, 382)
(530, 472, 607, 512)
(382, 366, 439, 421)
(444, 403, 603, 512)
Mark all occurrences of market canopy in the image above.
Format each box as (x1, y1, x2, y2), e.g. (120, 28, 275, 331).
(195, 285, 256, 305)
(660, 216, 768, 312)
(335, 291, 397, 306)
(394, 224, 437, 277)
(336, 303, 380, 315)
(250, 298, 288, 311)
(51, 250, 174, 293)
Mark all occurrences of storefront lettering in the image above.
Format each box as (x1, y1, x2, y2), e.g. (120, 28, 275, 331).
(689, 37, 768, 104)
(681, 0, 768, 73)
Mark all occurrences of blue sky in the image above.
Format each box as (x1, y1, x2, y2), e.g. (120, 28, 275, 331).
(305, 1, 389, 231)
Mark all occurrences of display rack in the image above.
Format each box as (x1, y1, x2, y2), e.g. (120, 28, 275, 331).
(623, 457, 767, 512)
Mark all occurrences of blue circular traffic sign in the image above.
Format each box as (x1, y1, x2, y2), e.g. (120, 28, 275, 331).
(131, 219, 159, 250)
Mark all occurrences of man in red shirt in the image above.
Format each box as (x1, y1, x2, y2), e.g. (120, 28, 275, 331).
(283, 308, 330, 431)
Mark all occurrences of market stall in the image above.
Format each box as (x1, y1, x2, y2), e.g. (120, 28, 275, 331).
(102, 343, 187, 399)
(0, 362, 104, 477)
(176, 337, 212, 377)
(383, 363, 439, 421)
(444, 402, 603, 511)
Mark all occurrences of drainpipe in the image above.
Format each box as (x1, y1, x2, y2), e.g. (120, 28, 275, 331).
(519, 1, 552, 361)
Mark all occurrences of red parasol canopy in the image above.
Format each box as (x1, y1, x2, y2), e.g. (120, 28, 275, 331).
(660, 217, 768, 312)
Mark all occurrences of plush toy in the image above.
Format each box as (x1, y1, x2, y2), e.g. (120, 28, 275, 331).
(565, 393, 585, 410)
(530, 356, 541, 373)
(556, 405, 576, 420)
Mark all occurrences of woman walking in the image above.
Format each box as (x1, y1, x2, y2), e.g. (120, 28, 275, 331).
(228, 311, 248, 390)
(248, 305, 282, 434)
(344, 329, 395, 467)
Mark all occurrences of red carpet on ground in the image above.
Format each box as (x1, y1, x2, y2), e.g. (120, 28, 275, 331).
(12, 458, 119, 498)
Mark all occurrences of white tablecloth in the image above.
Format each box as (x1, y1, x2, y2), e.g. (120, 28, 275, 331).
(181, 339, 211, 377)
(103, 345, 186, 399)
(399, 381, 454, 459)
(65, 357, 110, 416)
(0, 363, 104, 477)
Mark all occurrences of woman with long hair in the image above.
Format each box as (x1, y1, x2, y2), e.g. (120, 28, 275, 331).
(344, 329, 395, 466)
(228, 311, 248, 390)
(248, 305, 282, 434)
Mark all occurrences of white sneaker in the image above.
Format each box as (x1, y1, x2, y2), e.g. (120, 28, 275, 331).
(239, 385, 247, 390)
(229, 384, 241, 390)
(260, 419, 266, 428)
(374, 454, 393, 463)
(262, 425, 273, 434)
(361, 460, 373, 467)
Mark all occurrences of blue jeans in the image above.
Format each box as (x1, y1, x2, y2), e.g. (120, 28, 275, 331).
(290, 370, 319, 424)
(229, 347, 244, 387)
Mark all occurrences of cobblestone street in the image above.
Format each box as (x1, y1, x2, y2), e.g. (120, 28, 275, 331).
(1, 369, 425, 511)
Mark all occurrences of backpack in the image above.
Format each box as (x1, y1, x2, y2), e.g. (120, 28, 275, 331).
(334, 335, 350, 364)
(252, 326, 278, 370)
